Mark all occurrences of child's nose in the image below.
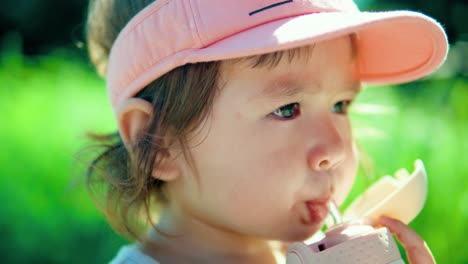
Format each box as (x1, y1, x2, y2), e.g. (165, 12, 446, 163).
(307, 119, 346, 171)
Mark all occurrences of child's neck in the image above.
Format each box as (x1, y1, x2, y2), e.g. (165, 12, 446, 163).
(142, 207, 286, 263)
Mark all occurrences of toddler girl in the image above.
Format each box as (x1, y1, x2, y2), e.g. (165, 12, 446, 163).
(85, 0, 448, 263)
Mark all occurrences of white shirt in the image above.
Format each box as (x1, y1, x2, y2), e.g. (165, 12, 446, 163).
(109, 231, 325, 263)
(110, 244, 160, 264)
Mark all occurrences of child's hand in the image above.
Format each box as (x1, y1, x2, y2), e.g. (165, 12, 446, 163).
(378, 216, 435, 264)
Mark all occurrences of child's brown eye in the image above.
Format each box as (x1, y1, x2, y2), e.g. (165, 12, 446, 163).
(333, 100, 352, 114)
(272, 103, 301, 120)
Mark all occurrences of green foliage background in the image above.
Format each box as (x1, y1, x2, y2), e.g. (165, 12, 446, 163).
(1, 1, 467, 261)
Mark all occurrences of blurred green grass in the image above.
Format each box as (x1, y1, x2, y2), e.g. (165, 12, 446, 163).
(0, 48, 126, 263)
(0, 44, 466, 263)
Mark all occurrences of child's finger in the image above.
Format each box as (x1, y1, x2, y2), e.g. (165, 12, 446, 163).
(379, 216, 435, 264)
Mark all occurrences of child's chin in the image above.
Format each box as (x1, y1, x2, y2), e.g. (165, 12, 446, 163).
(283, 224, 322, 242)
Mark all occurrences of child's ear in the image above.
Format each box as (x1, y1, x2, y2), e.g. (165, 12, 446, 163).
(116, 98, 153, 149)
(116, 98, 181, 182)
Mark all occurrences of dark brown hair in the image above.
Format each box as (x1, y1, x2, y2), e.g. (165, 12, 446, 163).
(85, 0, 362, 242)
(86, 0, 223, 241)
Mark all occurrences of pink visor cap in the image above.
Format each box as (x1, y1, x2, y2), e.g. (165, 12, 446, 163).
(107, 0, 448, 111)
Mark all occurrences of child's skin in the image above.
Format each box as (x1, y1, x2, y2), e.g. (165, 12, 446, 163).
(117, 36, 435, 263)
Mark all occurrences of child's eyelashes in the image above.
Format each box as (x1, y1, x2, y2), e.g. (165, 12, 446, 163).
(271, 102, 301, 120)
(332, 100, 353, 115)
(270, 100, 353, 120)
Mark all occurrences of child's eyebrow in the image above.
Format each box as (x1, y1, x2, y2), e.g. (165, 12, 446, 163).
(252, 79, 306, 101)
(250, 78, 361, 102)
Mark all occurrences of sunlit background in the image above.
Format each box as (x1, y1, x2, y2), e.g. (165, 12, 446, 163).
(0, 0, 467, 263)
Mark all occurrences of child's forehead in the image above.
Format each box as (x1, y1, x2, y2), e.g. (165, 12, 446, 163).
(220, 35, 356, 79)
(219, 47, 312, 86)
(223, 44, 315, 73)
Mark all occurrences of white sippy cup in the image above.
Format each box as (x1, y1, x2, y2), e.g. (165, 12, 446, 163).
(286, 160, 428, 264)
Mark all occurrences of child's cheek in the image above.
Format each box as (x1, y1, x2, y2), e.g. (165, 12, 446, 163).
(252, 143, 308, 204)
(229, 143, 302, 200)
(333, 146, 359, 204)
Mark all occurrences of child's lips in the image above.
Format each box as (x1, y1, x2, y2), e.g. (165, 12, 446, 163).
(303, 200, 330, 225)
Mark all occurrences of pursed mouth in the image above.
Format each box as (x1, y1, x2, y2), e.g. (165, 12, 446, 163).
(301, 200, 330, 225)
